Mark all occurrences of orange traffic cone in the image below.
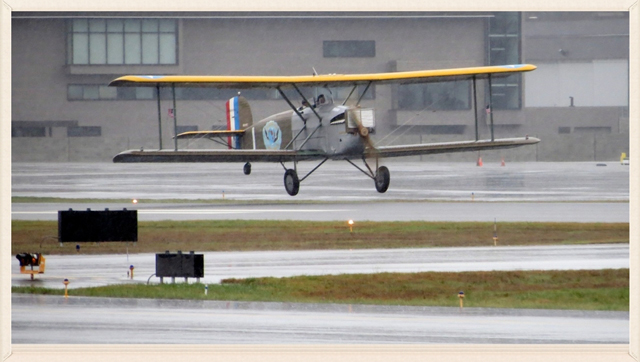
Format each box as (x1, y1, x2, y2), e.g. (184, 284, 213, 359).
(477, 156, 483, 167)
(501, 157, 505, 167)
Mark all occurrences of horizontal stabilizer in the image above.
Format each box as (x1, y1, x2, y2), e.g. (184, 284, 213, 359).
(175, 130, 245, 140)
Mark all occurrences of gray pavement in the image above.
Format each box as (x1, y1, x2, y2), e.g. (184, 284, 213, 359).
(12, 294, 628, 344)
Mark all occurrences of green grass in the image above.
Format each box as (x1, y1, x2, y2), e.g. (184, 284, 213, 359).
(12, 269, 629, 311)
(12, 220, 629, 255)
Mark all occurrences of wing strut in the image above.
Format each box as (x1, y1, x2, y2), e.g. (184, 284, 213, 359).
(472, 76, 479, 141)
(156, 85, 163, 149)
(342, 85, 358, 106)
(292, 84, 322, 124)
(488, 74, 494, 142)
(285, 125, 307, 150)
(276, 86, 307, 125)
(297, 123, 323, 151)
(355, 81, 373, 107)
(172, 84, 178, 151)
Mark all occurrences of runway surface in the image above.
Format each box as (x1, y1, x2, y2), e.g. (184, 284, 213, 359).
(9, 161, 630, 344)
(11, 161, 629, 202)
(11, 201, 629, 222)
(11, 161, 630, 222)
(12, 294, 628, 344)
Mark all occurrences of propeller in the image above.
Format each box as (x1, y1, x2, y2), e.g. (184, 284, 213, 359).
(348, 107, 377, 155)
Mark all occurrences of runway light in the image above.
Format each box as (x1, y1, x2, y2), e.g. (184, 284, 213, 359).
(63, 279, 70, 298)
(348, 220, 354, 233)
(132, 199, 138, 204)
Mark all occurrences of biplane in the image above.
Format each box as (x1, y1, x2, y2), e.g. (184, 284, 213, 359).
(109, 64, 540, 196)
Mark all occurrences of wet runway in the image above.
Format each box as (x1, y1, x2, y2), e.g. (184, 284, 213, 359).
(11, 201, 628, 222)
(11, 161, 629, 202)
(12, 294, 628, 344)
(11, 161, 630, 222)
(11, 244, 629, 290)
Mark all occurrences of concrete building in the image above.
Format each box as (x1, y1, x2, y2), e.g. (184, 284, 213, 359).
(11, 12, 629, 162)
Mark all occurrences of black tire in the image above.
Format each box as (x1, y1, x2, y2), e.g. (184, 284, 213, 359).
(374, 166, 390, 193)
(243, 162, 252, 175)
(284, 169, 300, 196)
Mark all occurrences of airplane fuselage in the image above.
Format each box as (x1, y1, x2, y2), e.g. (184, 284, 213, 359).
(246, 104, 366, 160)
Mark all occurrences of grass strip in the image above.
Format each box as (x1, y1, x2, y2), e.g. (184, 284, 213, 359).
(12, 269, 629, 311)
(12, 220, 629, 255)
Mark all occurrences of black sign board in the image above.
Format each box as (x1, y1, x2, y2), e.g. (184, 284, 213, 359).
(156, 252, 204, 278)
(58, 209, 137, 242)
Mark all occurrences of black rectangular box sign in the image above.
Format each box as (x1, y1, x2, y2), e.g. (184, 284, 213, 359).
(156, 252, 204, 278)
(58, 209, 137, 242)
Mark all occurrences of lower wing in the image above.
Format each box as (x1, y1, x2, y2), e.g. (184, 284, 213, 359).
(366, 137, 540, 158)
(112, 149, 325, 163)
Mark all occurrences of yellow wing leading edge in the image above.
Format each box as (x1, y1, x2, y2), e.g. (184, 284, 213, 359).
(109, 64, 536, 88)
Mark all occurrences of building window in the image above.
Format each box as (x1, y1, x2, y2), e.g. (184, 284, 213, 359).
(68, 85, 118, 100)
(323, 41, 375, 58)
(68, 19, 177, 65)
(397, 81, 470, 111)
(68, 126, 101, 137)
(12, 127, 46, 137)
(573, 126, 612, 134)
(486, 12, 522, 110)
(558, 127, 571, 134)
(331, 85, 375, 101)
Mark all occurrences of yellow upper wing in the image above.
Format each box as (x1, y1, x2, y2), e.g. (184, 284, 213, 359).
(109, 64, 536, 89)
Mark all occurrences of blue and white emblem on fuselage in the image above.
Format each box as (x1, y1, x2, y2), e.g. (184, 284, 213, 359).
(262, 120, 282, 150)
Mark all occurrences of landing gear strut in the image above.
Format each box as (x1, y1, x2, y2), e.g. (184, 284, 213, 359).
(374, 166, 390, 193)
(243, 162, 252, 175)
(284, 169, 300, 196)
(345, 157, 391, 193)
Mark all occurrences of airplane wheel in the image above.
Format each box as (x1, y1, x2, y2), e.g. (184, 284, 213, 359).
(243, 162, 252, 175)
(374, 166, 390, 193)
(284, 169, 300, 196)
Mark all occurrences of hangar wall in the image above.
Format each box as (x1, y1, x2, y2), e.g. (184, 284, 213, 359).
(10, 12, 629, 163)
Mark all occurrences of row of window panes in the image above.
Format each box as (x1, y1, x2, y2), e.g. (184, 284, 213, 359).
(487, 75, 521, 109)
(489, 37, 519, 65)
(68, 19, 177, 65)
(397, 81, 471, 111)
(488, 13, 520, 35)
(11, 126, 101, 137)
(69, 82, 495, 111)
(68, 85, 376, 102)
(70, 19, 176, 34)
(487, 12, 521, 109)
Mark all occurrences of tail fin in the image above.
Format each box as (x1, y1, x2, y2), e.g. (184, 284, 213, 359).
(226, 96, 253, 149)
